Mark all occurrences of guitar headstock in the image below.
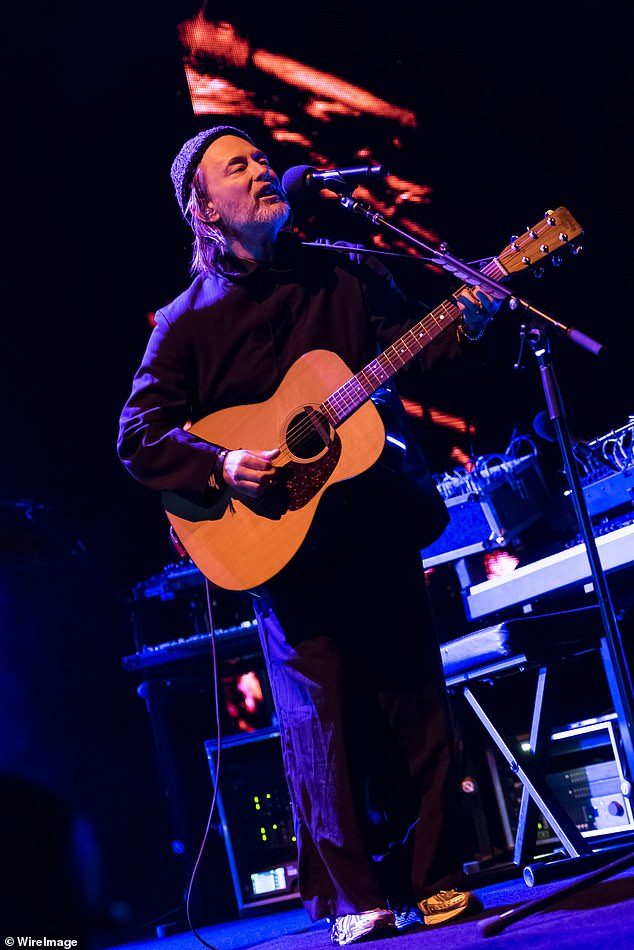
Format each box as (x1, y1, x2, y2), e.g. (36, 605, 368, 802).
(497, 207, 583, 276)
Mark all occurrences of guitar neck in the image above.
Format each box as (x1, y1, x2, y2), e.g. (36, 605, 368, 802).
(322, 257, 507, 428)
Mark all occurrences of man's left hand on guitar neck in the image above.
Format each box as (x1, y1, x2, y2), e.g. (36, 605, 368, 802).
(456, 285, 501, 341)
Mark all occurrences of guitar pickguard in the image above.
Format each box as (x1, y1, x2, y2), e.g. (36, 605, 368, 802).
(285, 432, 342, 510)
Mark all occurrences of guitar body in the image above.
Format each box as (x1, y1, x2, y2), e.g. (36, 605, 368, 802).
(163, 349, 385, 590)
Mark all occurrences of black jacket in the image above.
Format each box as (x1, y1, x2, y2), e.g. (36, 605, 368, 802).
(117, 233, 462, 555)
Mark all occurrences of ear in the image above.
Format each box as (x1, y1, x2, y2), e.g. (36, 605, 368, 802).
(203, 200, 220, 224)
(191, 200, 220, 224)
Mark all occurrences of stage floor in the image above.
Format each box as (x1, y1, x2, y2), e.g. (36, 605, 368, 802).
(106, 860, 634, 950)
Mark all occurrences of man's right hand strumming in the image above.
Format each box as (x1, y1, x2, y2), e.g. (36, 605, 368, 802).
(222, 448, 280, 498)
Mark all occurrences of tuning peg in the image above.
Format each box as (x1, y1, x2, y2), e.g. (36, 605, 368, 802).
(533, 266, 545, 278)
(569, 242, 583, 255)
(551, 254, 564, 267)
(544, 211, 557, 226)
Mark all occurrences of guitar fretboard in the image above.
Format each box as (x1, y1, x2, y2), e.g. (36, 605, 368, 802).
(323, 257, 506, 428)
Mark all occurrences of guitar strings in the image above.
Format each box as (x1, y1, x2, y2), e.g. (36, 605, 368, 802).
(273, 280, 486, 460)
(257, 222, 559, 462)
(274, 302, 465, 459)
(275, 248, 510, 456)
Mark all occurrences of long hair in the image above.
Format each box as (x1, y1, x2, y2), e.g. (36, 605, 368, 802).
(185, 167, 226, 275)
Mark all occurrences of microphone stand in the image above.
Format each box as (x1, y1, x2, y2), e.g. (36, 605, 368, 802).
(334, 187, 634, 901)
(517, 324, 634, 783)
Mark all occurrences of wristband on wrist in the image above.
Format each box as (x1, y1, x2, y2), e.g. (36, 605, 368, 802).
(208, 449, 228, 490)
(458, 315, 490, 342)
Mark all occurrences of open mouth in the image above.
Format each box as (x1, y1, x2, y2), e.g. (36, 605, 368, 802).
(258, 184, 283, 200)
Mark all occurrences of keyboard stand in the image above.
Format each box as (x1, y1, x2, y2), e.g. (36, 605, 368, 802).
(442, 613, 598, 870)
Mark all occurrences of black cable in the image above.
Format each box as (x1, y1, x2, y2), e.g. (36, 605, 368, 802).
(302, 239, 496, 269)
(184, 579, 223, 950)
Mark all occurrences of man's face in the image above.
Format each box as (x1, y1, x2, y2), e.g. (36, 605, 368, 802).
(198, 135, 290, 240)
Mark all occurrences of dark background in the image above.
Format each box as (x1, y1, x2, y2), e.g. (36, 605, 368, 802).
(2, 0, 632, 941)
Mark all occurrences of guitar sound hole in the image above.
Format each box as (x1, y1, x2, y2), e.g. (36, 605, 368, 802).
(286, 408, 331, 460)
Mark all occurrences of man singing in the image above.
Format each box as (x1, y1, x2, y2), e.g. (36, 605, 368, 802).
(118, 126, 497, 945)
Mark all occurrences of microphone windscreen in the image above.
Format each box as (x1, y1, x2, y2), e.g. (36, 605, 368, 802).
(533, 410, 556, 442)
(281, 165, 315, 203)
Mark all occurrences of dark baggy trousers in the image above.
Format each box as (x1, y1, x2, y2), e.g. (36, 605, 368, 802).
(253, 537, 465, 921)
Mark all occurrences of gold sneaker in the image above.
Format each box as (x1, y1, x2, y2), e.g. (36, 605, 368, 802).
(417, 889, 482, 926)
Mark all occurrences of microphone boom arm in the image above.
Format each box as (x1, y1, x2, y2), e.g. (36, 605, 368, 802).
(337, 194, 604, 357)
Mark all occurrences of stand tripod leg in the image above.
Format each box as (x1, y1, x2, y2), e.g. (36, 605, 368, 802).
(514, 664, 557, 867)
(479, 848, 634, 937)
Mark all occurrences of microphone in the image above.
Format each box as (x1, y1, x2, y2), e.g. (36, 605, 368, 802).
(281, 163, 387, 201)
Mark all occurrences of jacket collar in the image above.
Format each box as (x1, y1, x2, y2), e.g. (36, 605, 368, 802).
(216, 230, 301, 281)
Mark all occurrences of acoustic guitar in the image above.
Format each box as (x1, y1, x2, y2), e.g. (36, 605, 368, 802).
(163, 208, 582, 590)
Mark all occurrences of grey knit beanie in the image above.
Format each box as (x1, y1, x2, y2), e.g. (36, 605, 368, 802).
(170, 125, 255, 215)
